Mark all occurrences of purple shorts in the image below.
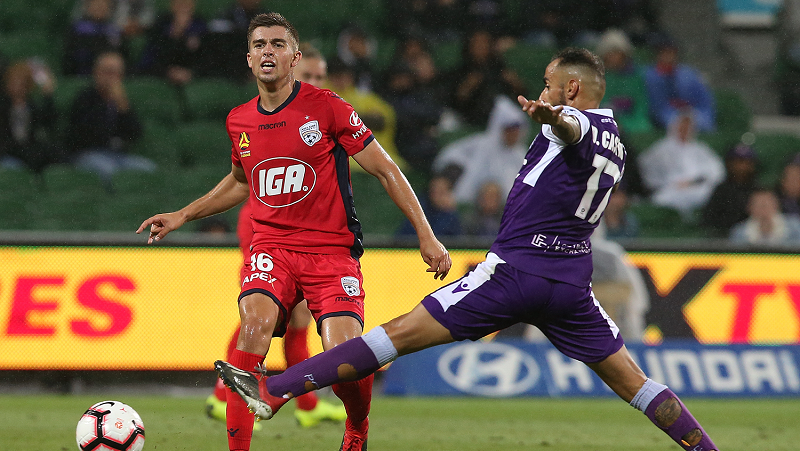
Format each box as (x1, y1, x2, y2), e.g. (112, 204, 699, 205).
(421, 253, 624, 363)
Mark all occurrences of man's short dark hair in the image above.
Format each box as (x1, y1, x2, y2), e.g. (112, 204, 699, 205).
(247, 13, 299, 50)
(552, 47, 605, 78)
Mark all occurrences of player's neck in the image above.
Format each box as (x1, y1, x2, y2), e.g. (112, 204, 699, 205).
(257, 76, 296, 112)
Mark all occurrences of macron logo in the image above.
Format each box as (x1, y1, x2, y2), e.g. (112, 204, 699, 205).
(452, 281, 470, 294)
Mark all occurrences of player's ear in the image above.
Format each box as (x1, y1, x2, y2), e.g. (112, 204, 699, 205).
(246, 51, 254, 69)
(567, 79, 580, 101)
(291, 50, 302, 68)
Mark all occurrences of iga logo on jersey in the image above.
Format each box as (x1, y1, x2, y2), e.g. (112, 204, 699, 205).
(299, 120, 322, 146)
(252, 157, 317, 208)
(341, 276, 360, 296)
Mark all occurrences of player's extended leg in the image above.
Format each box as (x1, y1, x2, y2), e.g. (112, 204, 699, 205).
(225, 293, 283, 451)
(587, 346, 719, 451)
(265, 303, 454, 398)
(286, 302, 347, 428)
(319, 315, 371, 451)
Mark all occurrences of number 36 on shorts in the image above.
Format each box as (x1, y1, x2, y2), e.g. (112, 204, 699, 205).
(249, 253, 274, 272)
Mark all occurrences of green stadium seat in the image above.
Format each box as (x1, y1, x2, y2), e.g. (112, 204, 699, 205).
(0, 168, 40, 197)
(432, 40, 463, 72)
(126, 77, 183, 124)
(53, 76, 92, 113)
(98, 193, 171, 231)
(629, 202, 691, 238)
(503, 43, 557, 92)
(0, 193, 32, 230)
(751, 133, 800, 187)
(28, 189, 105, 231)
(172, 121, 234, 168)
(183, 79, 256, 121)
(350, 171, 405, 235)
(714, 88, 751, 133)
(130, 120, 181, 167)
(40, 164, 104, 194)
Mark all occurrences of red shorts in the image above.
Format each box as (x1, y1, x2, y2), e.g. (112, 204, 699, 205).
(239, 246, 365, 337)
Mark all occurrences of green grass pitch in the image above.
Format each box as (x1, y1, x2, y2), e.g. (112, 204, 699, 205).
(0, 394, 797, 450)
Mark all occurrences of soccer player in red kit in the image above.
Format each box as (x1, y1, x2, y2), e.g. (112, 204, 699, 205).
(205, 43, 348, 430)
(137, 12, 451, 451)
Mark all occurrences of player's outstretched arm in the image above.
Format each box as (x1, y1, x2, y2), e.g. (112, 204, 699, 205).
(136, 164, 249, 243)
(517, 95, 581, 144)
(353, 141, 452, 280)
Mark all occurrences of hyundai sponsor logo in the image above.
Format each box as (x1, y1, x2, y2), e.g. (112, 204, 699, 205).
(382, 340, 800, 397)
(437, 342, 540, 397)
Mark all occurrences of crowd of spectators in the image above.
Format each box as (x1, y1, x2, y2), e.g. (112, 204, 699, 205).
(4, 0, 800, 244)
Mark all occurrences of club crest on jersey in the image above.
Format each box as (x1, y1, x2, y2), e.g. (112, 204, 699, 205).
(299, 120, 322, 146)
(239, 132, 251, 157)
(341, 276, 360, 297)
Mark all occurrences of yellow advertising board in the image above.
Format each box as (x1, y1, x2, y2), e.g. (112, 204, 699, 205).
(628, 252, 800, 345)
(0, 247, 487, 370)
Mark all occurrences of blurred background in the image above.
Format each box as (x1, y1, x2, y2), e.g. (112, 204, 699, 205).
(1, 0, 799, 418)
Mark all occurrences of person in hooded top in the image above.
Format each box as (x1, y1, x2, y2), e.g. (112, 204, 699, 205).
(432, 95, 530, 205)
(637, 109, 724, 217)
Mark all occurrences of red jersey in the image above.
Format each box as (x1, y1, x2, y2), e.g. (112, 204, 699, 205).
(228, 80, 374, 257)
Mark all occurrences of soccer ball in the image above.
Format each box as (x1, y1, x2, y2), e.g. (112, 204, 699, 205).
(76, 400, 145, 451)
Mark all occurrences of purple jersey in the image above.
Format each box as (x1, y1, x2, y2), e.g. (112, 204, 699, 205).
(490, 107, 625, 287)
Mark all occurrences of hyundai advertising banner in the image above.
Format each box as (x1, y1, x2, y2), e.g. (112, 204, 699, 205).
(382, 339, 800, 398)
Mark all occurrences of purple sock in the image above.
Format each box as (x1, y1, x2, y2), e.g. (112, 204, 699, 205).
(644, 389, 718, 450)
(266, 336, 380, 398)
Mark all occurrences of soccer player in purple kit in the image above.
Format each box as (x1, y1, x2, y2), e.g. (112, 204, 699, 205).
(217, 48, 719, 451)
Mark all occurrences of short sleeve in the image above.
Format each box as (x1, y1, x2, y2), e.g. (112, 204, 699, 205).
(327, 92, 374, 156)
(541, 106, 590, 146)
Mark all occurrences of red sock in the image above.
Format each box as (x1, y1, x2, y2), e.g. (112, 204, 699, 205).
(226, 349, 263, 451)
(214, 328, 241, 402)
(284, 326, 318, 411)
(332, 374, 373, 433)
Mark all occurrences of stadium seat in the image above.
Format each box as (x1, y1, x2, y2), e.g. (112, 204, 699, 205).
(432, 40, 463, 72)
(0, 168, 40, 196)
(41, 164, 105, 194)
(171, 121, 234, 168)
(751, 133, 800, 187)
(714, 87, 752, 133)
(28, 189, 105, 230)
(182, 79, 256, 121)
(130, 120, 181, 167)
(503, 43, 557, 92)
(53, 76, 92, 112)
(126, 77, 183, 124)
(628, 202, 689, 238)
(169, 164, 231, 208)
(350, 171, 405, 235)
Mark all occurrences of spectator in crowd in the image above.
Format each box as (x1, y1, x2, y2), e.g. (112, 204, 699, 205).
(137, 0, 207, 86)
(730, 188, 800, 245)
(596, 29, 653, 134)
(326, 57, 406, 171)
(433, 96, 529, 205)
(64, 0, 129, 75)
(0, 60, 65, 172)
(591, 224, 650, 342)
(66, 52, 154, 182)
(638, 110, 724, 217)
(776, 0, 800, 115)
(386, 0, 466, 44)
(203, 0, 268, 81)
(777, 153, 800, 216)
(449, 28, 527, 127)
(643, 35, 716, 132)
(601, 184, 640, 240)
(397, 171, 462, 237)
(382, 41, 446, 173)
(701, 144, 759, 237)
(462, 181, 504, 238)
(294, 42, 328, 87)
(336, 25, 378, 92)
(114, 0, 156, 39)
(517, 0, 621, 48)
(609, 0, 661, 46)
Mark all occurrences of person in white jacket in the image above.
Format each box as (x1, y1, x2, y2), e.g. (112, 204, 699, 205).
(433, 96, 530, 205)
(638, 110, 724, 217)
